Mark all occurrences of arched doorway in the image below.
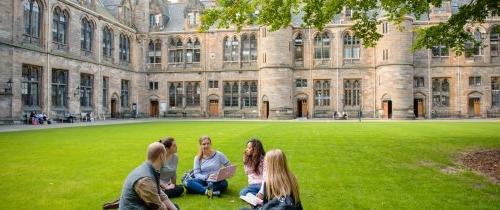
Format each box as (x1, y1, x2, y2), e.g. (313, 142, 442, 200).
(208, 94, 220, 118)
(413, 93, 426, 118)
(295, 94, 308, 118)
(381, 94, 392, 119)
(468, 92, 482, 118)
(261, 95, 269, 119)
(110, 93, 119, 118)
(149, 100, 159, 118)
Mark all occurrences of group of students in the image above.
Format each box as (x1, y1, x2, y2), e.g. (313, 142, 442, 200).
(105, 136, 302, 210)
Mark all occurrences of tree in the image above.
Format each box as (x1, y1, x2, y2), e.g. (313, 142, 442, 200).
(201, 0, 500, 55)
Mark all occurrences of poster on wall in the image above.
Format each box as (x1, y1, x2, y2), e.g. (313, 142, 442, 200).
(160, 102, 167, 112)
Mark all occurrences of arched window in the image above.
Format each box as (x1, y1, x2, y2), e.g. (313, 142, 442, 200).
(148, 39, 162, 64)
(465, 28, 483, 57)
(119, 34, 130, 62)
(52, 7, 68, 47)
(492, 77, 500, 106)
(23, 0, 43, 45)
(223, 36, 239, 62)
(250, 34, 257, 61)
(186, 82, 200, 106)
(186, 38, 193, 63)
(490, 26, 500, 58)
(432, 78, 450, 107)
(168, 82, 183, 107)
(294, 33, 304, 64)
(168, 37, 183, 64)
(314, 32, 330, 59)
(102, 26, 113, 58)
(194, 38, 201, 63)
(81, 18, 94, 53)
(223, 82, 239, 107)
(344, 79, 361, 107)
(343, 33, 360, 63)
(314, 80, 330, 106)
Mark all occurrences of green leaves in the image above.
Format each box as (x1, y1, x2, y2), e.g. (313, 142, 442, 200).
(201, 0, 498, 53)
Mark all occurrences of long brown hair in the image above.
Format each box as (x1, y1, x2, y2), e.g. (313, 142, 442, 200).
(159, 136, 175, 149)
(264, 149, 300, 204)
(197, 136, 212, 161)
(244, 138, 265, 175)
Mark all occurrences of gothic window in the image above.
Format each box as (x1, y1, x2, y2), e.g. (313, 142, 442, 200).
(343, 33, 360, 63)
(51, 69, 68, 109)
(148, 39, 162, 64)
(185, 82, 200, 106)
(432, 43, 449, 57)
(223, 82, 239, 107)
(150, 13, 166, 28)
(432, 78, 450, 107)
(238, 34, 257, 63)
(169, 82, 183, 107)
(492, 77, 500, 107)
(81, 18, 94, 53)
(414, 77, 425, 88)
(185, 38, 201, 64)
(223, 36, 239, 62)
(121, 80, 130, 108)
(490, 26, 500, 58)
(294, 33, 304, 64)
(123, 6, 132, 26)
(194, 38, 201, 63)
(465, 29, 483, 57)
(22, 64, 42, 107)
(344, 79, 361, 107)
(187, 12, 198, 25)
(119, 34, 131, 63)
(52, 7, 68, 47)
(23, 0, 42, 45)
(168, 37, 184, 64)
(102, 27, 113, 58)
(80, 73, 93, 108)
(314, 32, 330, 59)
(314, 80, 330, 106)
(240, 81, 258, 108)
(102, 77, 109, 108)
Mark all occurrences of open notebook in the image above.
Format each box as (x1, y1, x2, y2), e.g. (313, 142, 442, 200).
(240, 193, 262, 207)
(206, 165, 237, 182)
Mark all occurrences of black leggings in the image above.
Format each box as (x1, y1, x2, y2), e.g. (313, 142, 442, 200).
(164, 185, 185, 198)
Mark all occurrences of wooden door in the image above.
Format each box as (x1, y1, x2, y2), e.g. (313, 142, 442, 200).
(383, 101, 389, 119)
(208, 100, 219, 117)
(150, 101, 159, 117)
(417, 99, 424, 118)
(301, 100, 308, 118)
(473, 98, 480, 117)
(261, 101, 269, 119)
(111, 99, 117, 118)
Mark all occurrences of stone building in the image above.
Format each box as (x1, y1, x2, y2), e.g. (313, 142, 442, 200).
(0, 0, 499, 123)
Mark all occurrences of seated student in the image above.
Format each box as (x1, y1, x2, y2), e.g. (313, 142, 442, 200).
(118, 142, 178, 210)
(159, 137, 185, 198)
(103, 138, 183, 209)
(185, 136, 231, 198)
(245, 149, 302, 210)
(240, 138, 265, 196)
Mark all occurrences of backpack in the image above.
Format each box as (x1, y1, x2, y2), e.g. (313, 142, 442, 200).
(261, 196, 303, 210)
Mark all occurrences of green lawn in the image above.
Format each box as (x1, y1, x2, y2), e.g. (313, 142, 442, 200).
(1, 121, 499, 210)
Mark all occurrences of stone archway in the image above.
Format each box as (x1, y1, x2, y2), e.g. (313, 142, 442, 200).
(414, 92, 426, 118)
(381, 94, 392, 119)
(468, 91, 483, 118)
(149, 95, 160, 118)
(110, 92, 120, 118)
(295, 93, 308, 118)
(261, 95, 269, 119)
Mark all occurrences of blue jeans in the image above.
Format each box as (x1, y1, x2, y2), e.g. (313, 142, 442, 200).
(185, 178, 228, 194)
(239, 183, 261, 196)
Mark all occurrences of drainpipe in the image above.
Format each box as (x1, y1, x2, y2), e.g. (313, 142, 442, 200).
(428, 49, 432, 119)
(457, 54, 460, 117)
(46, 6, 51, 116)
(336, 29, 340, 114)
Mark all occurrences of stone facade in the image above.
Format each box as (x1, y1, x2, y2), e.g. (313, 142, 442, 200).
(0, 0, 499, 123)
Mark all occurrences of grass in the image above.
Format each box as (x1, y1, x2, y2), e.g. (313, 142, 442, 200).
(0, 121, 499, 210)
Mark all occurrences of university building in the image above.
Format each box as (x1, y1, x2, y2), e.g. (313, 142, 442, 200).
(0, 0, 499, 123)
